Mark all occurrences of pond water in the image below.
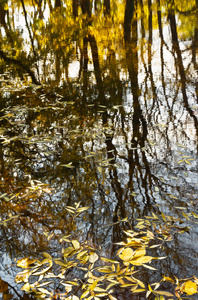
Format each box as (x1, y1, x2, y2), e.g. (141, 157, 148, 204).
(0, 0, 198, 299)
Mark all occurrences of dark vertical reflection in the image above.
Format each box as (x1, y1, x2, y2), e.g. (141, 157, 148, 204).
(88, 35, 103, 89)
(168, 0, 198, 151)
(125, 8, 151, 211)
(82, 37, 89, 98)
(80, 0, 91, 17)
(55, 0, 61, 8)
(192, 0, 198, 105)
(104, 0, 110, 15)
(124, 0, 135, 41)
(73, 0, 79, 18)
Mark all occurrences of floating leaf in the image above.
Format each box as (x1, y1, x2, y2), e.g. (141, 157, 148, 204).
(101, 257, 119, 264)
(80, 290, 90, 298)
(33, 259, 53, 275)
(77, 250, 88, 260)
(142, 264, 157, 270)
(89, 253, 99, 263)
(21, 283, 31, 293)
(183, 280, 197, 295)
(154, 290, 174, 296)
(133, 249, 146, 259)
(169, 195, 178, 199)
(118, 248, 134, 262)
(108, 295, 117, 300)
(72, 240, 81, 250)
(97, 167, 103, 173)
(37, 288, 52, 295)
(182, 212, 191, 221)
(60, 162, 75, 168)
(131, 288, 146, 293)
(17, 258, 36, 268)
(191, 212, 198, 219)
(15, 270, 32, 283)
(163, 276, 174, 283)
(130, 256, 152, 266)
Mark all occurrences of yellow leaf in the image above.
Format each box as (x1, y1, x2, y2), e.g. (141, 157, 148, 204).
(94, 292, 108, 297)
(89, 253, 99, 263)
(152, 213, 158, 219)
(21, 283, 31, 293)
(193, 276, 198, 284)
(108, 295, 117, 300)
(148, 284, 153, 292)
(72, 240, 81, 250)
(131, 288, 146, 293)
(15, 270, 31, 283)
(192, 212, 198, 219)
(81, 290, 90, 298)
(17, 258, 36, 268)
(100, 257, 119, 264)
(37, 288, 52, 295)
(97, 167, 102, 173)
(142, 264, 157, 270)
(182, 212, 191, 221)
(93, 287, 106, 292)
(131, 277, 145, 288)
(33, 259, 53, 276)
(163, 276, 174, 283)
(118, 248, 134, 262)
(89, 280, 99, 291)
(133, 249, 146, 259)
(130, 256, 152, 265)
(183, 281, 197, 295)
(77, 250, 88, 260)
(154, 291, 174, 296)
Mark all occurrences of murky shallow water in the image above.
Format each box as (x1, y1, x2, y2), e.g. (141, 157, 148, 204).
(0, 0, 198, 299)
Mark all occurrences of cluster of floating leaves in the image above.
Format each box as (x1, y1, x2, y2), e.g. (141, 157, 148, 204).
(15, 204, 198, 300)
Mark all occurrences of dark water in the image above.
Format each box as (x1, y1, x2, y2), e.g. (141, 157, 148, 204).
(0, 0, 198, 299)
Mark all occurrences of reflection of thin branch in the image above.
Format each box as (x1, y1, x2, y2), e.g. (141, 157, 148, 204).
(0, 49, 40, 85)
(175, 6, 196, 15)
(20, 0, 40, 77)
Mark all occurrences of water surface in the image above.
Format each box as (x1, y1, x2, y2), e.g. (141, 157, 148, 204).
(0, 0, 198, 298)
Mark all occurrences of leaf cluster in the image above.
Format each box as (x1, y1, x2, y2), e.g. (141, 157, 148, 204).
(15, 205, 198, 300)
